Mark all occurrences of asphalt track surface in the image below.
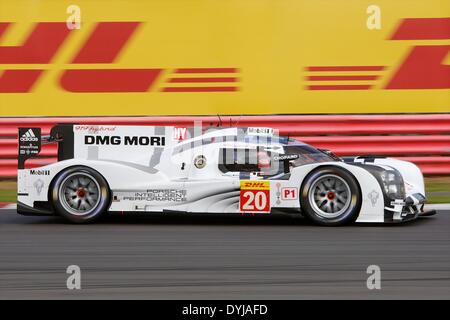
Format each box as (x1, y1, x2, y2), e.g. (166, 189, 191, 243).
(0, 209, 449, 299)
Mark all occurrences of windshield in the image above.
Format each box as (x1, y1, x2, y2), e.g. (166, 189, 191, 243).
(284, 144, 336, 167)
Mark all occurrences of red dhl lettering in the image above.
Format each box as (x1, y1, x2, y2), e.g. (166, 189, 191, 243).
(243, 182, 265, 188)
(305, 18, 450, 90)
(0, 18, 448, 93)
(241, 182, 270, 189)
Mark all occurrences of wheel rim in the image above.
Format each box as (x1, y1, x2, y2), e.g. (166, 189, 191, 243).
(59, 173, 101, 216)
(308, 174, 352, 219)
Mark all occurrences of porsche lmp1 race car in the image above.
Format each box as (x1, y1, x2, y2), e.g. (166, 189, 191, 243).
(17, 124, 435, 225)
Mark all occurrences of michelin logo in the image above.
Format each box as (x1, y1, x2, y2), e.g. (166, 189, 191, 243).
(20, 129, 38, 142)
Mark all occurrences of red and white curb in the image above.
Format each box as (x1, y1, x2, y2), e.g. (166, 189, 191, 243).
(1, 203, 449, 211)
(0, 202, 16, 210)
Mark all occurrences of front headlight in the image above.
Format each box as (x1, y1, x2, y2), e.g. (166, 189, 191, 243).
(388, 184, 398, 194)
(380, 170, 405, 200)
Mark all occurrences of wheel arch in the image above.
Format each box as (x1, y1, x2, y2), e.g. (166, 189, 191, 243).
(299, 164, 363, 225)
(300, 164, 362, 201)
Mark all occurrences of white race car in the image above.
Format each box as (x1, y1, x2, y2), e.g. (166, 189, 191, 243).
(17, 124, 435, 225)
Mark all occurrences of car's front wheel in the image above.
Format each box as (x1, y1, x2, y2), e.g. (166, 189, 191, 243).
(300, 166, 361, 226)
(51, 166, 110, 223)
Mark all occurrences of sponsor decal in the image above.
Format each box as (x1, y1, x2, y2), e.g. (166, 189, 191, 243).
(240, 180, 270, 213)
(368, 190, 379, 207)
(391, 199, 406, 206)
(194, 155, 207, 169)
(273, 154, 299, 161)
(240, 181, 269, 190)
(247, 127, 273, 136)
(275, 182, 281, 205)
(173, 127, 188, 141)
(33, 179, 44, 195)
(84, 135, 165, 146)
(18, 128, 41, 169)
(281, 187, 298, 200)
(20, 129, 38, 142)
(30, 169, 50, 176)
(75, 125, 117, 134)
(122, 190, 187, 202)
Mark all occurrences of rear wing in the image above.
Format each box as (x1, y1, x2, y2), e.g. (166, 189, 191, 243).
(18, 124, 75, 170)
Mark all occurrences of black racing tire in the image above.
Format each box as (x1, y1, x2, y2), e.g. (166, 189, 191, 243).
(50, 166, 110, 223)
(300, 166, 361, 226)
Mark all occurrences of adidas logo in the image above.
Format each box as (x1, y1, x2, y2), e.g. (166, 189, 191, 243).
(20, 129, 38, 142)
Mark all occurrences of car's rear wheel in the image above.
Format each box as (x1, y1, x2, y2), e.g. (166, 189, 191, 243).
(300, 166, 361, 226)
(51, 166, 110, 223)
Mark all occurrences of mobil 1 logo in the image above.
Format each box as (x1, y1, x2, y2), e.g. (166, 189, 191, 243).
(18, 128, 41, 169)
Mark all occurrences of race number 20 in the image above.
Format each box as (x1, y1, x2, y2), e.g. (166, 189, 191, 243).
(239, 181, 270, 213)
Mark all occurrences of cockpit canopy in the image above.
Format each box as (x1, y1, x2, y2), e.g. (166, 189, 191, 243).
(175, 127, 338, 176)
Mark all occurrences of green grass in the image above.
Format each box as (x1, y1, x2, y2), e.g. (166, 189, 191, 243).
(0, 177, 449, 203)
(424, 177, 450, 203)
(0, 189, 16, 203)
(428, 195, 450, 203)
(425, 180, 450, 193)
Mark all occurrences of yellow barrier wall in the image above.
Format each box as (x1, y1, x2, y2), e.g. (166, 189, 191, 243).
(0, 0, 449, 116)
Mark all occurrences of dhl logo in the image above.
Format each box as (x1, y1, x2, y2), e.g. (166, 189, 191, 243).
(240, 181, 270, 190)
(0, 18, 448, 93)
(0, 22, 240, 93)
(304, 18, 450, 90)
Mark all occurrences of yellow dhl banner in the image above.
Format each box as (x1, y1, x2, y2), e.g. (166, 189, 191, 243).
(0, 0, 449, 116)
